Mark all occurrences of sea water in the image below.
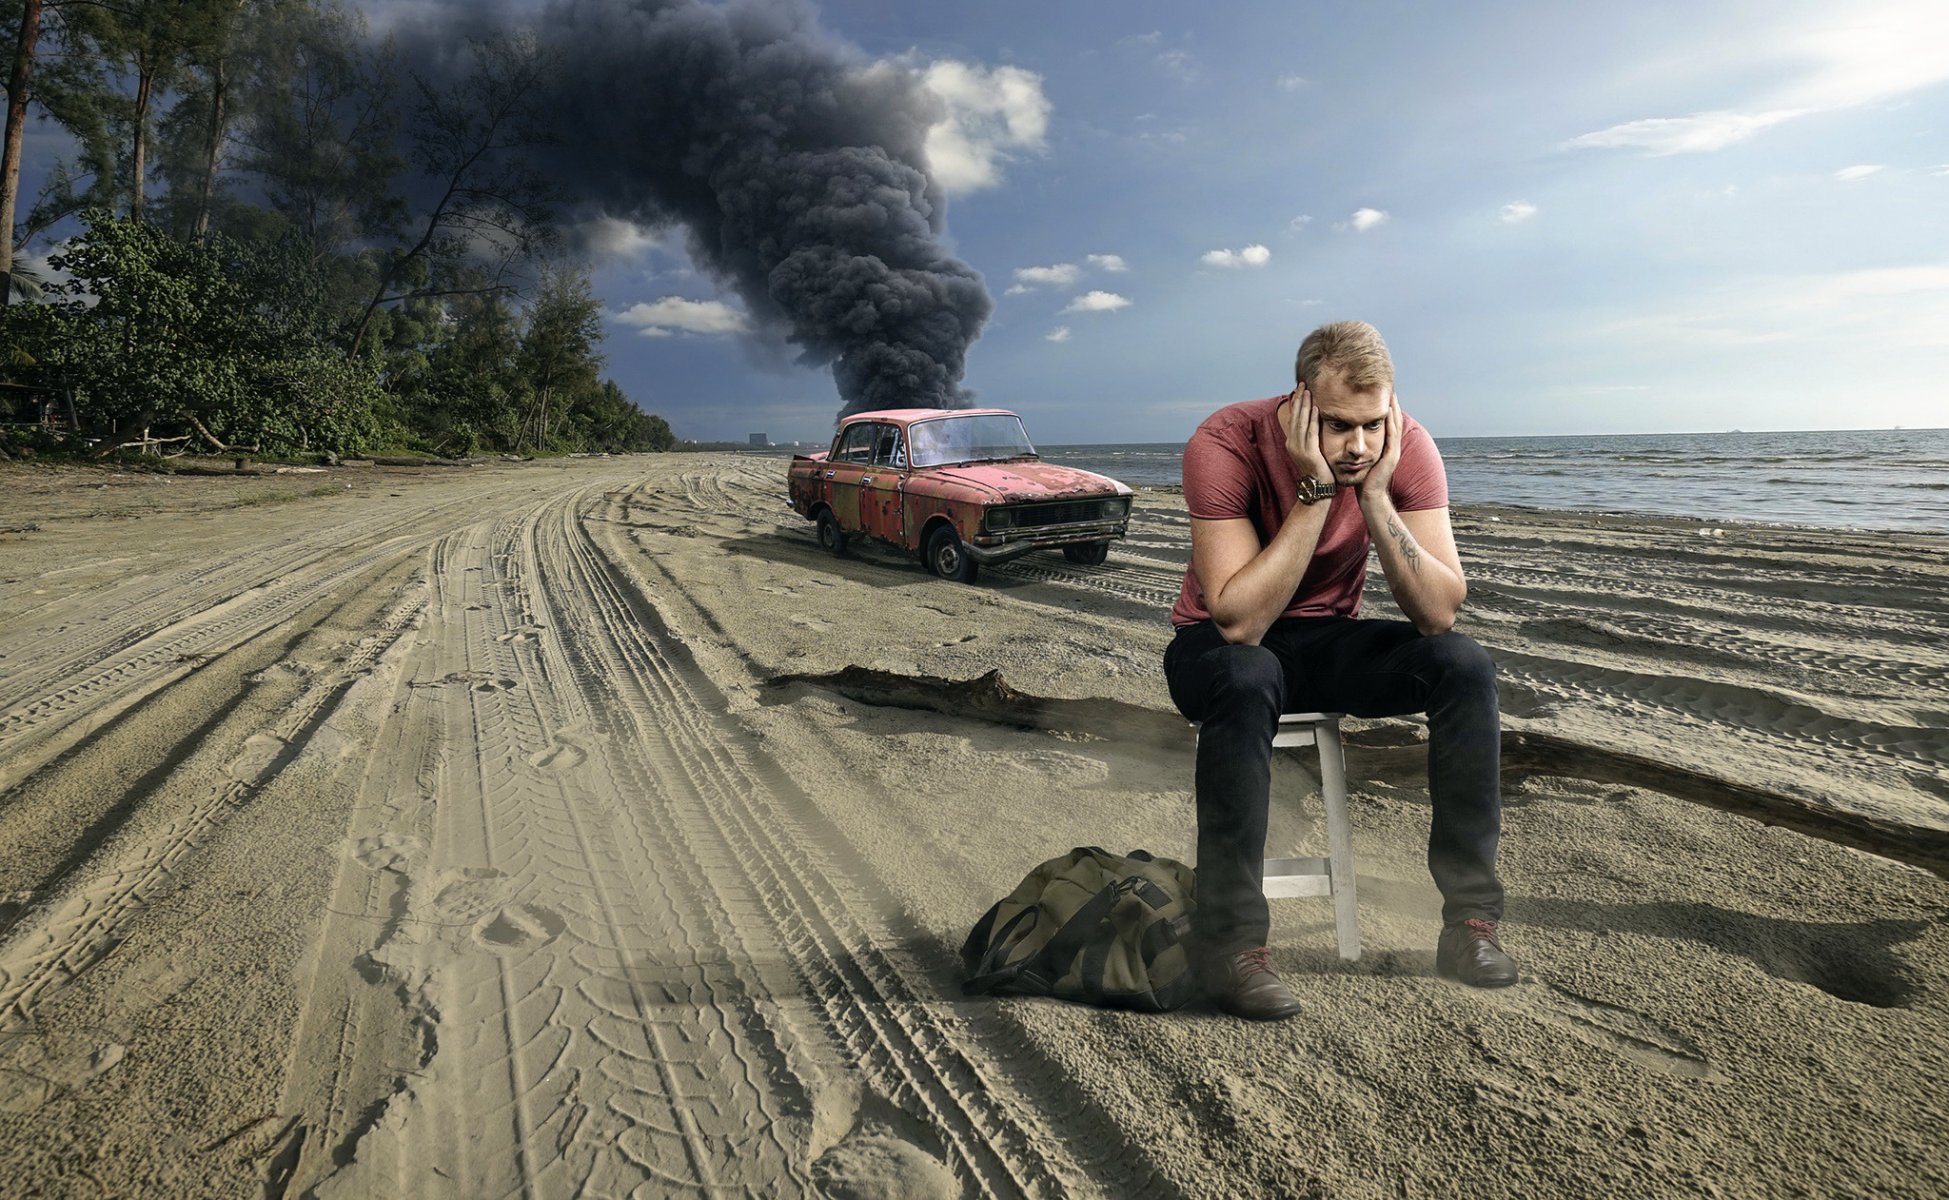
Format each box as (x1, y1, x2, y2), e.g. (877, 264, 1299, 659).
(1043, 428, 1949, 535)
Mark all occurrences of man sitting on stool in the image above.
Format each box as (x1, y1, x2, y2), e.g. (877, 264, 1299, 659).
(1163, 320, 1517, 1021)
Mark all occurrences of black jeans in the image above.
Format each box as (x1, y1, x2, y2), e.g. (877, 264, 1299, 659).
(1163, 618, 1505, 958)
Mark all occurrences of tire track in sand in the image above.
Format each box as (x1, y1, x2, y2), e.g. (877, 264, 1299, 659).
(0, 566, 428, 1030)
(301, 501, 829, 1197)
(0, 490, 498, 795)
(305, 479, 1092, 1197)
(583, 482, 1176, 1199)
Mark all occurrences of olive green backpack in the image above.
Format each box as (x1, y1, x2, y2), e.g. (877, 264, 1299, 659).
(960, 847, 1198, 1012)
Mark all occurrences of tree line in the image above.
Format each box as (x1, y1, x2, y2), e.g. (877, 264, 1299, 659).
(0, 0, 677, 457)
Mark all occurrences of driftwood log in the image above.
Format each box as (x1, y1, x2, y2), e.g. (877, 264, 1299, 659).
(770, 666, 1949, 879)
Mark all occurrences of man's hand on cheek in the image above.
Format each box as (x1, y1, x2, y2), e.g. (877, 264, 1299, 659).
(1284, 386, 1334, 484)
(1359, 392, 1404, 498)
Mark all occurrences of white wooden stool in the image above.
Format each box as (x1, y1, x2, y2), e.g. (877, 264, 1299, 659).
(1258, 713, 1360, 960)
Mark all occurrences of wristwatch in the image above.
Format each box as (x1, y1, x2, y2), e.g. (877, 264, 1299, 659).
(1295, 477, 1337, 505)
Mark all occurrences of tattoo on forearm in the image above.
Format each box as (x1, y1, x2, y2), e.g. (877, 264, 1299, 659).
(1385, 515, 1422, 574)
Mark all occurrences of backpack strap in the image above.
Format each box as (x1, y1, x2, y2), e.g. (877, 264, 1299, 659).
(1076, 877, 1189, 1007)
(960, 905, 1044, 995)
(963, 878, 1130, 996)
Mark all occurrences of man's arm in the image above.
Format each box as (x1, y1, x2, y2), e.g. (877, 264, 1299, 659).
(1358, 395, 1466, 635)
(1191, 506, 1331, 645)
(1190, 389, 1335, 646)
(1359, 495, 1466, 634)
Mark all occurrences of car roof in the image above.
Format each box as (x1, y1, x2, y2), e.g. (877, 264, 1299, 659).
(840, 407, 1018, 425)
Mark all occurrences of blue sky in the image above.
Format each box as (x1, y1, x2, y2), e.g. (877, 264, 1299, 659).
(22, 0, 1949, 444)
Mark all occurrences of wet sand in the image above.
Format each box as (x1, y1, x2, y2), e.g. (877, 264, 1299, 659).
(0, 454, 1943, 1198)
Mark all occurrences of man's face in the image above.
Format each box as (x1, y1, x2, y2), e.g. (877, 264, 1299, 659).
(1310, 368, 1391, 484)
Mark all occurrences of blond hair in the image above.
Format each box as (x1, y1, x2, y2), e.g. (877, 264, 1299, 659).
(1295, 320, 1393, 393)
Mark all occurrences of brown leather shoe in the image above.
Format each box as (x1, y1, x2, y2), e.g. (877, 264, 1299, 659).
(1204, 946, 1303, 1020)
(1437, 918, 1519, 988)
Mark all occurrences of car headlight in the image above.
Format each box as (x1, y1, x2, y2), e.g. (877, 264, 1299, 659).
(987, 508, 1015, 530)
(1107, 497, 1130, 518)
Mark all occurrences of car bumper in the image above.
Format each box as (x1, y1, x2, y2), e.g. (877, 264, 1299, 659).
(964, 521, 1128, 564)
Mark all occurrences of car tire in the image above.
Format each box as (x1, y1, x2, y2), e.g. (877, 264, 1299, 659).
(816, 510, 848, 556)
(1062, 541, 1111, 566)
(924, 524, 978, 583)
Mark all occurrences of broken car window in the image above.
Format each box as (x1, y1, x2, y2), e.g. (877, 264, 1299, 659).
(907, 415, 1037, 467)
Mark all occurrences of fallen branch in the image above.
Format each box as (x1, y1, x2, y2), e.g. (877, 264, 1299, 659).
(95, 433, 192, 458)
(183, 413, 232, 452)
(770, 666, 1194, 746)
(770, 666, 1949, 879)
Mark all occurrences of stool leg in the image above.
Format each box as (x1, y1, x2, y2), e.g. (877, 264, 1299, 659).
(1318, 721, 1361, 960)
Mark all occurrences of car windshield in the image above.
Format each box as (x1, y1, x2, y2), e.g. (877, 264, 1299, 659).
(907, 414, 1037, 467)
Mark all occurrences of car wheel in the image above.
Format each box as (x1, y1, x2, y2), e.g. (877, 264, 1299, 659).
(1062, 541, 1111, 566)
(816, 510, 848, 556)
(924, 524, 978, 583)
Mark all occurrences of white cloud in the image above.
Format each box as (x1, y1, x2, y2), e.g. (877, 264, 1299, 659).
(1045, 326, 1072, 343)
(1802, 263, 1949, 301)
(1154, 49, 1199, 83)
(1276, 74, 1310, 92)
(1063, 291, 1132, 313)
(1597, 263, 1949, 351)
(1004, 284, 1030, 296)
(1288, 214, 1313, 231)
(1834, 164, 1886, 181)
(1116, 31, 1197, 82)
(585, 216, 660, 259)
(1086, 253, 1128, 272)
(1771, 2, 1949, 112)
(1499, 201, 1538, 224)
(1349, 208, 1389, 232)
(1563, 109, 1806, 156)
(1565, 2, 1949, 157)
(614, 297, 747, 337)
(919, 60, 1050, 193)
(1201, 244, 1271, 268)
(1931, 164, 1949, 176)
(1013, 263, 1081, 288)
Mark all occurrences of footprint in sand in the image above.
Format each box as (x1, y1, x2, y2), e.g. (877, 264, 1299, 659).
(0, 1041, 127, 1114)
(226, 733, 288, 782)
(471, 904, 565, 955)
(811, 1127, 955, 1200)
(495, 623, 546, 644)
(428, 867, 509, 924)
(790, 614, 834, 632)
(352, 833, 424, 873)
(1484, 982, 1717, 1079)
(410, 670, 518, 692)
(527, 737, 588, 771)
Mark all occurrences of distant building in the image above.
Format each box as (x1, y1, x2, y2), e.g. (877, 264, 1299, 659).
(748, 433, 769, 447)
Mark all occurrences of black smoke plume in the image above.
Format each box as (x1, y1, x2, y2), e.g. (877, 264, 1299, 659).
(408, 0, 993, 419)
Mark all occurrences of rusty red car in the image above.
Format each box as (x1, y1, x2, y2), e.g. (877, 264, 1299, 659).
(786, 408, 1133, 583)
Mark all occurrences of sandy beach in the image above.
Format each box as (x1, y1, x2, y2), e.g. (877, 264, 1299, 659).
(0, 453, 1943, 1198)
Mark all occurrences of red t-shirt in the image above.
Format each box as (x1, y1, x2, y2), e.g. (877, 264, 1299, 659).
(1171, 394, 1449, 626)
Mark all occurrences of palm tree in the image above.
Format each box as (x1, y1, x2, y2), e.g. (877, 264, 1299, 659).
(5, 258, 43, 302)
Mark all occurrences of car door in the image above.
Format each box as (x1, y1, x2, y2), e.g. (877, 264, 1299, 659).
(862, 424, 908, 546)
(825, 422, 876, 531)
